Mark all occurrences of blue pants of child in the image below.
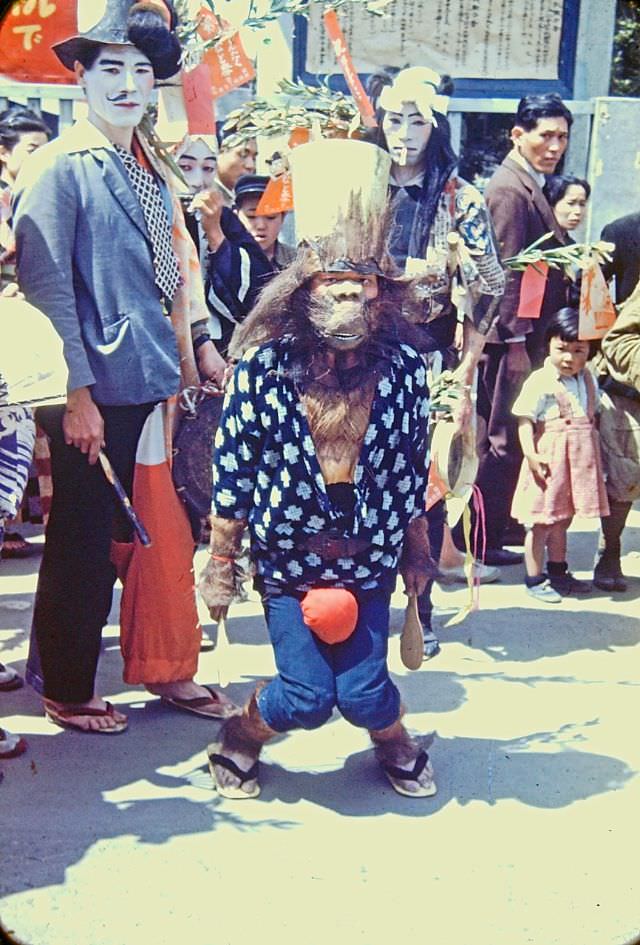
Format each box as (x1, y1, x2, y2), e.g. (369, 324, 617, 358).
(257, 578, 401, 733)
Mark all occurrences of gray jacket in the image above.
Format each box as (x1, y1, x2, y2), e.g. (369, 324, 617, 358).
(13, 119, 181, 406)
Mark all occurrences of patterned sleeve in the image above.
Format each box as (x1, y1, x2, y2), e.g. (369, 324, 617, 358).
(455, 180, 506, 333)
(211, 347, 265, 519)
(408, 351, 430, 515)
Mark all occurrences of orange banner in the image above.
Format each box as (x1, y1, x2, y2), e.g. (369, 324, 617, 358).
(0, 0, 77, 85)
(517, 261, 549, 319)
(322, 9, 376, 129)
(194, 6, 255, 100)
(256, 174, 294, 215)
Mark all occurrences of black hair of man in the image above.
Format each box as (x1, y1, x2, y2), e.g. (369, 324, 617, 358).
(514, 93, 573, 132)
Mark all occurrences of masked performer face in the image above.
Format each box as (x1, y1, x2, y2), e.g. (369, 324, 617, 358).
(381, 101, 434, 173)
(175, 136, 218, 194)
(307, 271, 380, 352)
(75, 44, 155, 139)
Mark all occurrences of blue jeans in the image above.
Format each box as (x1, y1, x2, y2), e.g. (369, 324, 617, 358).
(257, 578, 401, 733)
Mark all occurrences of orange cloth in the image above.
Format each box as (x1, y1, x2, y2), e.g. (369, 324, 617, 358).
(112, 405, 201, 683)
(301, 588, 358, 644)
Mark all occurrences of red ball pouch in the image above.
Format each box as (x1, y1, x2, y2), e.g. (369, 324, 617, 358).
(300, 588, 358, 644)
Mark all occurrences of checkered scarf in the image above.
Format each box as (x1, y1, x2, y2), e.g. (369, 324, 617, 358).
(114, 145, 182, 303)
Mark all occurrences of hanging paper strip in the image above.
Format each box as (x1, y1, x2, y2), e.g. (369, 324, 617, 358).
(516, 261, 549, 319)
(182, 62, 217, 135)
(579, 258, 617, 340)
(322, 9, 376, 129)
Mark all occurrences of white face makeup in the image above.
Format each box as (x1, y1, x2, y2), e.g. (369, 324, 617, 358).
(75, 44, 155, 139)
(382, 102, 433, 170)
(176, 137, 217, 194)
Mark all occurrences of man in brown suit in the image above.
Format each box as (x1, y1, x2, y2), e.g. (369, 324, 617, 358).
(477, 94, 573, 563)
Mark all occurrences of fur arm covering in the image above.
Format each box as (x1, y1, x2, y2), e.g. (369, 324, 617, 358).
(198, 516, 249, 614)
(398, 514, 441, 596)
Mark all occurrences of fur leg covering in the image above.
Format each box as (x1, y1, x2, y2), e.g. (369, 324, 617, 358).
(370, 719, 437, 797)
(399, 514, 441, 585)
(199, 516, 248, 612)
(220, 685, 278, 754)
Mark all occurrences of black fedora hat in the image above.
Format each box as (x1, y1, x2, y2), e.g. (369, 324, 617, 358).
(52, 0, 181, 81)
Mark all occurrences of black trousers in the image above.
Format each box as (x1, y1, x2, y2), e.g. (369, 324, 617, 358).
(474, 342, 526, 550)
(26, 402, 154, 703)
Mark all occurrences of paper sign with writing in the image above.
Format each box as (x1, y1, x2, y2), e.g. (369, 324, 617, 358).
(579, 259, 616, 340)
(203, 33, 255, 99)
(193, 7, 255, 100)
(256, 174, 294, 215)
(517, 262, 549, 319)
(0, 0, 76, 84)
(322, 9, 376, 128)
(308, 0, 564, 81)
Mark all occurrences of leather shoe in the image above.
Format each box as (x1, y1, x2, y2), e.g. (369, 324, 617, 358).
(483, 548, 524, 566)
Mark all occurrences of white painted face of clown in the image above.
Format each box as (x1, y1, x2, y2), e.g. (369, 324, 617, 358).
(382, 102, 433, 172)
(175, 137, 218, 194)
(75, 44, 155, 138)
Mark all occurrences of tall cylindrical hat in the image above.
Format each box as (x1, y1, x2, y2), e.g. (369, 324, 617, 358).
(289, 139, 393, 276)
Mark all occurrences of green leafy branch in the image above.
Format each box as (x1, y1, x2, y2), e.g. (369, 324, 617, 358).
(503, 233, 615, 278)
(221, 78, 365, 148)
(175, 0, 393, 54)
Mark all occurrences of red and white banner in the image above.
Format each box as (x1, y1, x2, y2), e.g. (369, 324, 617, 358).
(322, 9, 376, 129)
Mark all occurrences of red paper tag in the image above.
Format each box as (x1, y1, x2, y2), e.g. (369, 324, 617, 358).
(182, 63, 217, 135)
(0, 0, 77, 85)
(322, 10, 376, 129)
(255, 174, 294, 215)
(517, 262, 549, 319)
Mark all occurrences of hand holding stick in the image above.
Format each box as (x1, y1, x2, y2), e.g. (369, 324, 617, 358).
(97, 450, 152, 547)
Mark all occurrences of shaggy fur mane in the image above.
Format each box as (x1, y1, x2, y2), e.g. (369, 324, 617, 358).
(228, 247, 424, 364)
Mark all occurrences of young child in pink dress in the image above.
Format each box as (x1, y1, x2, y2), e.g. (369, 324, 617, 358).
(511, 307, 609, 603)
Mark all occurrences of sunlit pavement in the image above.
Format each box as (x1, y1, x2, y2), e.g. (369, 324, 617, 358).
(1, 511, 639, 945)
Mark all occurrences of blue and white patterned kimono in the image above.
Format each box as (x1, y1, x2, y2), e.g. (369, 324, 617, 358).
(212, 338, 430, 593)
(0, 375, 35, 546)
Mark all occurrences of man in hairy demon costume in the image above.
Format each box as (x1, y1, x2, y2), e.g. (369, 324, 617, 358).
(199, 139, 436, 799)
